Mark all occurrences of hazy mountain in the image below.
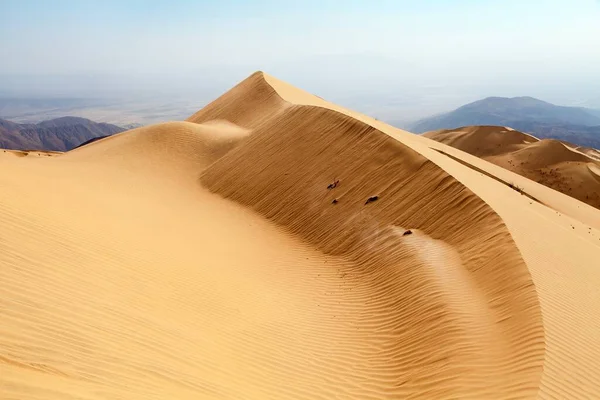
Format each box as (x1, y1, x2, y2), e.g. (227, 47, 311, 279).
(0, 116, 124, 151)
(122, 122, 144, 130)
(586, 108, 600, 119)
(0, 96, 196, 126)
(407, 96, 600, 149)
(409, 96, 600, 132)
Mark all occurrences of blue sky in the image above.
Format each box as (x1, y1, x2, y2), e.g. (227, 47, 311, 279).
(1, 0, 600, 115)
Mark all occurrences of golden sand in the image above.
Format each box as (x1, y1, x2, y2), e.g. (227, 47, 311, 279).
(2, 72, 600, 399)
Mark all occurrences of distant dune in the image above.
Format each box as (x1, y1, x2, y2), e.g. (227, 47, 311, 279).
(425, 125, 600, 209)
(2, 72, 600, 399)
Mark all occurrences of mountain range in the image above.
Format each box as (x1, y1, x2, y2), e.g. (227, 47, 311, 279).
(3, 96, 600, 154)
(0, 116, 124, 151)
(408, 97, 600, 149)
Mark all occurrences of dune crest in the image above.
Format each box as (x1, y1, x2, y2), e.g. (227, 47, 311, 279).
(187, 71, 287, 129)
(200, 76, 545, 397)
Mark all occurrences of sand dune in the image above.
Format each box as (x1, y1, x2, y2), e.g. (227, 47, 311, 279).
(424, 125, 539, 157)
(2, 72, 600, 399)
(425, 126, 600, 209)
(67, 120, 250, 177)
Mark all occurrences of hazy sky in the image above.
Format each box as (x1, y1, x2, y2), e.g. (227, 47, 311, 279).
(2, 0, 600, 120)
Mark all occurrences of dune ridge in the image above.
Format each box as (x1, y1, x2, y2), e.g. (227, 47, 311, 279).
(198, 74, 545, 397)
(258, 73, 600, 399)
(2, 71, 600, 399)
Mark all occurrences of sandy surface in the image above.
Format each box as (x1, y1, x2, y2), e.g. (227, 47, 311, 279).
(2, 72, 600, 399)
(425, 126, 600, 210)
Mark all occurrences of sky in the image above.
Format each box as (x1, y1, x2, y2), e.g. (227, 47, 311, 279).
(1, 0, 600, 121)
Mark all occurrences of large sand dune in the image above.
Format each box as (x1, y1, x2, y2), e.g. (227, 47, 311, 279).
(2, 72, 600, 399)
(425, 126, 600, 209)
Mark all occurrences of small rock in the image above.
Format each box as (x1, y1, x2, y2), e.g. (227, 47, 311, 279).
(365, 195, 379, 205)
(327, 179, 340, 190)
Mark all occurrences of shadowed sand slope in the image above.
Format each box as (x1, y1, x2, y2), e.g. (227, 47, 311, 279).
(1, 71, 600, 399)
(426, 126, 600, 209)
(202, 105, 544, 398)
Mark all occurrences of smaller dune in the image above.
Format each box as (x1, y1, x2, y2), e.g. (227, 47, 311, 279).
(425, 126, 600, 209)
(65, 120, 250, 178)
(568, 144, 600, 162)
(424, 125, 538, 158)
(494, 138, 591, 171)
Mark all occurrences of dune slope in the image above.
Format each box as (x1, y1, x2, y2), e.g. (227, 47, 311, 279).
(2, 72, 600, 399)
(201, 104, 544, 398)
(262, 73, 600, 400)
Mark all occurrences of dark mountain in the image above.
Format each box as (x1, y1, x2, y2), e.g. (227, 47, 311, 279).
(407, 96, 600, 149)
(0, 116, 124, 151)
